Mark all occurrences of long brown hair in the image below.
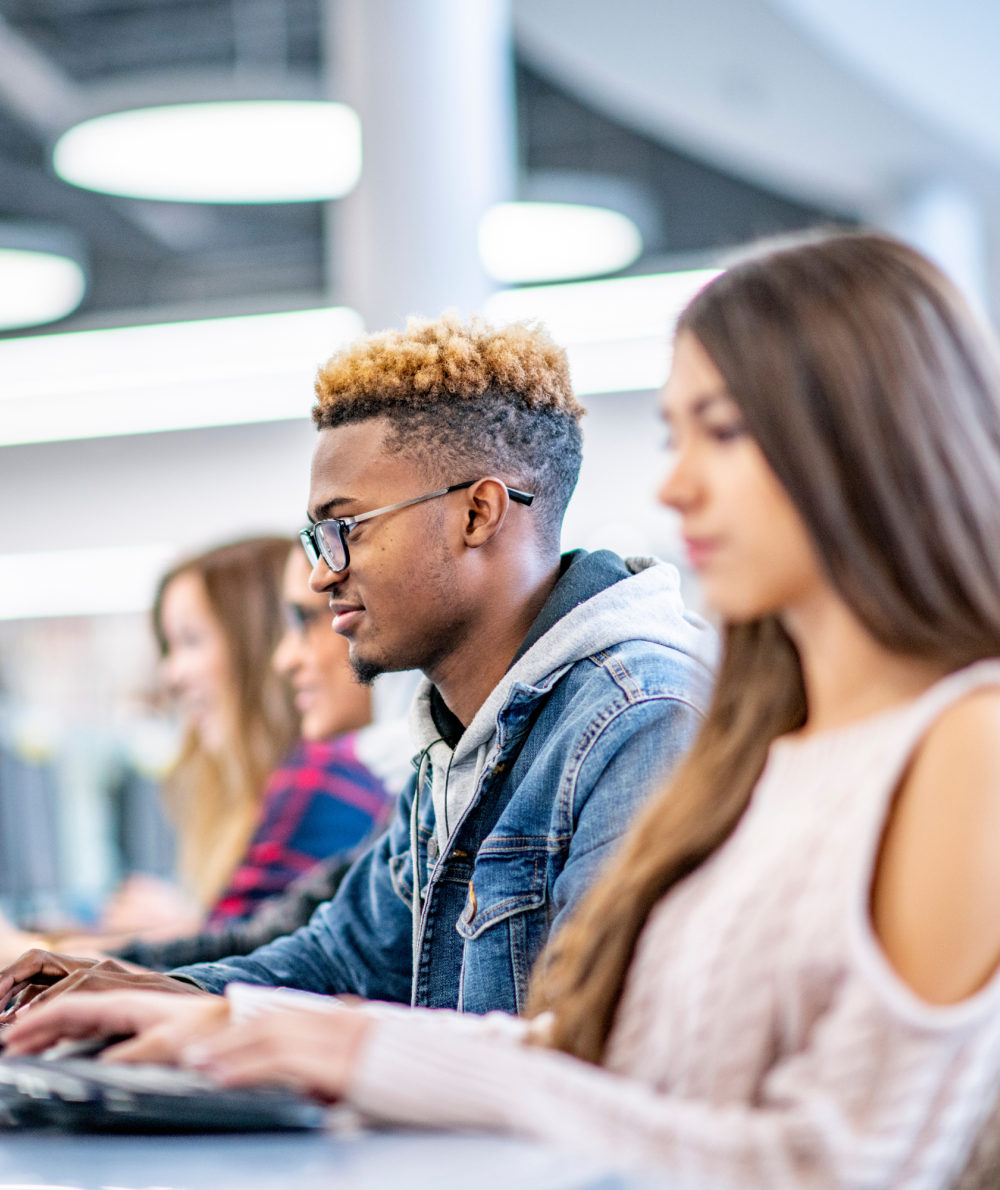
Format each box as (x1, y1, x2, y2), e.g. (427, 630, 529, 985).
(154, 537, 297, 908)
(530, 233, 1000, 1062)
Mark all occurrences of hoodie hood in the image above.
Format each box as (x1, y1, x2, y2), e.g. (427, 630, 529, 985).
(408, 557, 716, 848)
(455, 555, 713, 757)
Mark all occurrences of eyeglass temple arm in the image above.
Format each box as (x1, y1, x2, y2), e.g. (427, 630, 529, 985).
(302, 480, 537, 543)
(446, 481, 534, 507)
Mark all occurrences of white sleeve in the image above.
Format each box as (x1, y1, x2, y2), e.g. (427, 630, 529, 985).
(224, 982, 537, 1043)
(346, 981, 1000, 1190)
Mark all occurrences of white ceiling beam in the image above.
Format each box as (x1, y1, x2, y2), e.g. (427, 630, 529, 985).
(512, 0, 987, 217)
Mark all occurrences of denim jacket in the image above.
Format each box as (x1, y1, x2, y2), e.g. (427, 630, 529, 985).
(173, 553, 716, 1014)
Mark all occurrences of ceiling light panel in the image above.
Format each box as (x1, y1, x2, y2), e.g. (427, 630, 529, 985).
(0, 306, 363, 446)
(0, 249, 86, 330)
(479, 202, 643, 283)
(53, 101, 362, 204)
(0, 272, 718, 446)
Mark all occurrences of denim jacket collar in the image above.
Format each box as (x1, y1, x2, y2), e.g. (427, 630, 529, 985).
(409, 553, 715, 768)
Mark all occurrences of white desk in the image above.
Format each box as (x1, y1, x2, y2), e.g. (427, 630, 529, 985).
(0, 1130, 634, 1190)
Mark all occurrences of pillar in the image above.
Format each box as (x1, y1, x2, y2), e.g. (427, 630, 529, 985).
(323, 0, 516, 331)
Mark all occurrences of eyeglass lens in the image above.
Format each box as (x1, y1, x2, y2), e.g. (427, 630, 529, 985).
(315, 522, 347, 572)
(321, 525, 350, 571)
(300, 525, 348, 572)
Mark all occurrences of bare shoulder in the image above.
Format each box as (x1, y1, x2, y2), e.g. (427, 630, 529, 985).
(872, 686, 1000, 1005)
(911, 687, 1000, 786)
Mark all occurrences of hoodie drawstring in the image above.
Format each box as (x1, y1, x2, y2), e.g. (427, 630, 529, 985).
(410, 740, 442, 987)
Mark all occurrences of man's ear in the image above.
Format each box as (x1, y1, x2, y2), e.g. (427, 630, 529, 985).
(460, 478, 511, 549)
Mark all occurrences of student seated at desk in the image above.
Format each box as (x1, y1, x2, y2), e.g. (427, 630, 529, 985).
(0, 539, 400, 965)
(0, 536, 300, 956)
(144, 537, 302, 929)
(150, 537, 395, 929)
(180, 544, 397, 928)
(14, 234, 1000, 1190)
(107, 545, 411, 971)
(0, 311, 714, 1015)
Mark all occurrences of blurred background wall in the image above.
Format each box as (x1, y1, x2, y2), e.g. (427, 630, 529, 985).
(0, 0, 998, 920)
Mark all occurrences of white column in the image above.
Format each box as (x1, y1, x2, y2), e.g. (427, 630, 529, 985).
(323, 0, 515, 332)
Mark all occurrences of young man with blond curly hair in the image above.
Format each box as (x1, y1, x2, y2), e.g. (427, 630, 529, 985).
(0, 314, 714, 1017)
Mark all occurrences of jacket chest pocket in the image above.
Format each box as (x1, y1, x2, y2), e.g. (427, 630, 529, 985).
(454, 847, 546, 940)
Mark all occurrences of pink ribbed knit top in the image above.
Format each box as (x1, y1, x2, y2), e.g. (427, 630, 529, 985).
(347, 661, 1000, 1189)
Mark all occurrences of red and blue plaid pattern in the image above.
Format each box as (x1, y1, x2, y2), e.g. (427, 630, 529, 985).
(209, 734, 394, 924)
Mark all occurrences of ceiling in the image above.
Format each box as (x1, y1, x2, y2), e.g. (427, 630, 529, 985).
(512, 0, 1000, 319)
(0, 0, 850, 340)
(0, 0, 326, 329)
(771, 0, 1000, 167)
(512, 0, 997, 213)
(3, 0, 321, 80)
(0, 1, 996, 607)
(3, 1, 996, 336)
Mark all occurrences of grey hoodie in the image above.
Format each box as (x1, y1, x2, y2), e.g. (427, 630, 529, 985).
(408, 554, 716, 851)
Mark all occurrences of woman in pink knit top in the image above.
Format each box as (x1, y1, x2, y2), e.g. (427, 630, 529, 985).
(10, 233, 1000, 1190)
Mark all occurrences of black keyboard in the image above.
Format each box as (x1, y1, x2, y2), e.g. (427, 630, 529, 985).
(0, 1054, 326, 1133)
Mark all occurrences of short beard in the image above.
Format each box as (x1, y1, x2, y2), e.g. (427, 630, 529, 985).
(349, 654, 386, 687)
(348, 618, 461, 689)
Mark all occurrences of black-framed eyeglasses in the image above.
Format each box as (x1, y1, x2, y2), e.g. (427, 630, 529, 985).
(299, 480, 534, 575)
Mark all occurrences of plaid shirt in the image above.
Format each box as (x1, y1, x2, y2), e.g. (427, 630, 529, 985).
(209, 734, 394, 924)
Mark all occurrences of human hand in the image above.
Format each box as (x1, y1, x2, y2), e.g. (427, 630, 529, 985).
(0, 949, 209, 1022)
(184, 1006, 374, 1102)
(2, 990, 229, 1064)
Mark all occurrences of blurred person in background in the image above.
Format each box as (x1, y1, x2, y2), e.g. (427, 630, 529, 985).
(22, 236, 1000, 1190)
(106, 537, 302, 934)
(194, 542, 390, 927)
(0, 537, 404, 964)
(103, 544, 412, 971)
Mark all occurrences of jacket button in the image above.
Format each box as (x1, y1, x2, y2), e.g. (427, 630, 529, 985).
(460, 882, 477, 925)
(427, 837, 439, 863)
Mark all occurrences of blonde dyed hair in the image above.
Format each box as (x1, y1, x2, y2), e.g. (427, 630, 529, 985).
(312, 312, 585, 544)
(153, 538, 298, 908)
(314, 310, 582, 418)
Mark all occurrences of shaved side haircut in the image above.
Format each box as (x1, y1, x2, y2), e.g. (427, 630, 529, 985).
(313, 312, 586, 544)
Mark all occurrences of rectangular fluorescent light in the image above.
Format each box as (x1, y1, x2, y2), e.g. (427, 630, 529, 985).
(0, 271, 717, 447)
(0, 544, 178, 619)
(0, 306, 363, 447)
(483, 268, 721, 395)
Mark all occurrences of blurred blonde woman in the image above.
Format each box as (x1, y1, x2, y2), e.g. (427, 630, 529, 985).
(0, 538, 298, 958)
(0, 538, 401, 966)
(103, 545, 411, 970)
(152, 537, 298, 914)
